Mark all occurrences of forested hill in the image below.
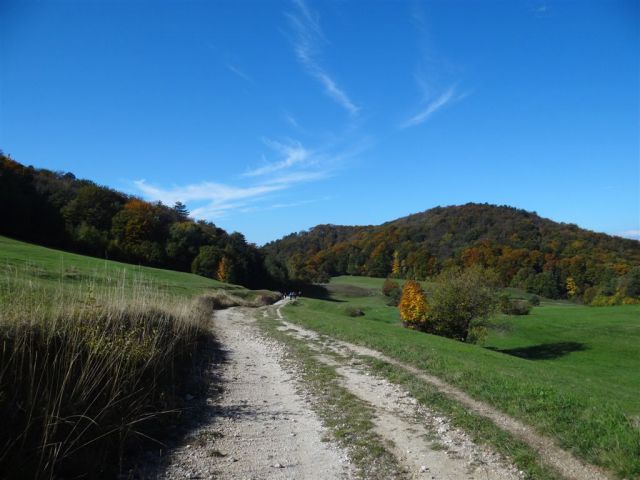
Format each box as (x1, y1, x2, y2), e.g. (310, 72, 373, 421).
(262, 204, 640, 303)
(0, 154, 269, 288)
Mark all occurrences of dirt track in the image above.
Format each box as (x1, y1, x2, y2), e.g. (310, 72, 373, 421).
(156, 302, 610, 480)
(159, 306, 353, 479)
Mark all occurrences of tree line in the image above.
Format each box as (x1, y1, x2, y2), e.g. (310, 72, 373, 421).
(3, 154, 638, 303)
(0, 154, 269, 288)
(263, 203, 640, 304)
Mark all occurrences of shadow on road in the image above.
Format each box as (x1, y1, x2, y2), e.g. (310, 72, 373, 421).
(122, 332, 230, 478)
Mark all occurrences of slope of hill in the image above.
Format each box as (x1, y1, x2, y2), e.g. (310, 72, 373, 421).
(0, 154, 269, 288)
(0, 234, 280, 478)
(263, 203, 640, 302)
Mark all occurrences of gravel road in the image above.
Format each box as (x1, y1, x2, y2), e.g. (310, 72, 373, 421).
(154, 301, 610, 480)
(158, 306, 354, 479)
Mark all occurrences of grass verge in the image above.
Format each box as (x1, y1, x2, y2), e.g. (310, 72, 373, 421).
(0, 275, 217, 479)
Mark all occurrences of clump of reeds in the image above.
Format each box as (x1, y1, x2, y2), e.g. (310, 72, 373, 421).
(0, 269, 214, 479)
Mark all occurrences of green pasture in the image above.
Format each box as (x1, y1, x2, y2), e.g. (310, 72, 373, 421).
(0, 235, 236, 299)
(284, 275, 640, 478)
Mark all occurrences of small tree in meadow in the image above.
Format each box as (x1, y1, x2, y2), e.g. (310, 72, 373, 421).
(428, 267, 497, 341)
(398, 280, 429, 330)
(382, 278, 402, 306)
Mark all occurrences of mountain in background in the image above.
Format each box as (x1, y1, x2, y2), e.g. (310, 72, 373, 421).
(263, 204, 640, 303)
(0, 154, 269, 288)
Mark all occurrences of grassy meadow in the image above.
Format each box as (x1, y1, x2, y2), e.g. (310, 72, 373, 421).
(284, 276, 640, 478)
(0, 235, 234, 298)
(0, 236, 274, 478)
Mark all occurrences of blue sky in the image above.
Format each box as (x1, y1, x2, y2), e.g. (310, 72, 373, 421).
(1, 0, 638, 245)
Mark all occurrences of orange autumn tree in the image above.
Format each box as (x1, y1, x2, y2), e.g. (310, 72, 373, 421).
(217, 256, 229, 282)
(398, 280, 430, 330)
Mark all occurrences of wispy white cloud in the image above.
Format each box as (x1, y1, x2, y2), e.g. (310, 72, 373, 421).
(284, 112, 300, 129)
(226, 63, 252, 83)
(133, 167, 325, 220)
(400, 86, 461, 129)
(400, 85, 469, 129)
(134, 179, 284, 208)
(263, 170, 330, 185)
(286, 0, 359, 115)
(243, 138, 313, 177)
(617, 229, 640, 240)
(239, 196, 331, 214)
(401, 4, 470, 130)
(531, 3, 550, 17)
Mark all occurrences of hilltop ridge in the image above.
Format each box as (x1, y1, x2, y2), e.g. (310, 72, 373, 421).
(263, 203, 640, 303)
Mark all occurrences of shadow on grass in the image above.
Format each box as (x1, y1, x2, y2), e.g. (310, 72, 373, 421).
(122, 332, 230, 479)
(300, 284, 346, 303)
(486, 341, 587, 360)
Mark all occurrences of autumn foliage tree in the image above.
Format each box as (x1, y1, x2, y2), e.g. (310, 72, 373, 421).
(398, 280, 430, 330)
(216, 257, 229, 282)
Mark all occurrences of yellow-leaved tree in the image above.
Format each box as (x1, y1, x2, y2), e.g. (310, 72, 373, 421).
(217, 257, 228, 282)
(566, 276, 579, 297)
(391, 251, 401, 277)
(398, 280, 429, 330)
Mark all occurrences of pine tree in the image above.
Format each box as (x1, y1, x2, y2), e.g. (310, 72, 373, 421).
(173, 201, 189, 221)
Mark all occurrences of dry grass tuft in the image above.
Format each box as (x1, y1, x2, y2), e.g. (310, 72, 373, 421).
(0, 272, 215, 479)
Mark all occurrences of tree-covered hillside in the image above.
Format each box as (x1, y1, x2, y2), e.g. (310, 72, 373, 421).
(0, 154, 269, 288)
(263, 204, 640, 303)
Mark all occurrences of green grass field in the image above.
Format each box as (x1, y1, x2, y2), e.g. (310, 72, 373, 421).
(0, 235, 237, 299)
(284, 275, 640, 478)
(0, 235, 262, 477)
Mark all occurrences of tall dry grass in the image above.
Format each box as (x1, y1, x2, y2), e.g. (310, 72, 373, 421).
(0, 268, 214, 478)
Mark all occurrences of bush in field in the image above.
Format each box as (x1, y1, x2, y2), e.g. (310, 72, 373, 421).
(382, 278, 402, 306)
(590, 293, 640, 306)
(398, 280, 429, 329)
(499, 294, 532, 315)
(345, 306, 365, 317)
(529, 294, 540, 306)
(427, 267, 497, 341)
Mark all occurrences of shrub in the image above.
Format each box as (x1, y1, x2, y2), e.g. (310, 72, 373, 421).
(499, 295, 532, 315)
(382, 278, 402, 306)
(467, 324, 489, 344)
(591, 292, 640, 306)
(345, 306, 365, 317)
(529, 294, 540, 306)
(398, 280, 429, 329)
(197, 289, 280, 309)
(382, 278, 399, 296)
(427, 267, 497, 341)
